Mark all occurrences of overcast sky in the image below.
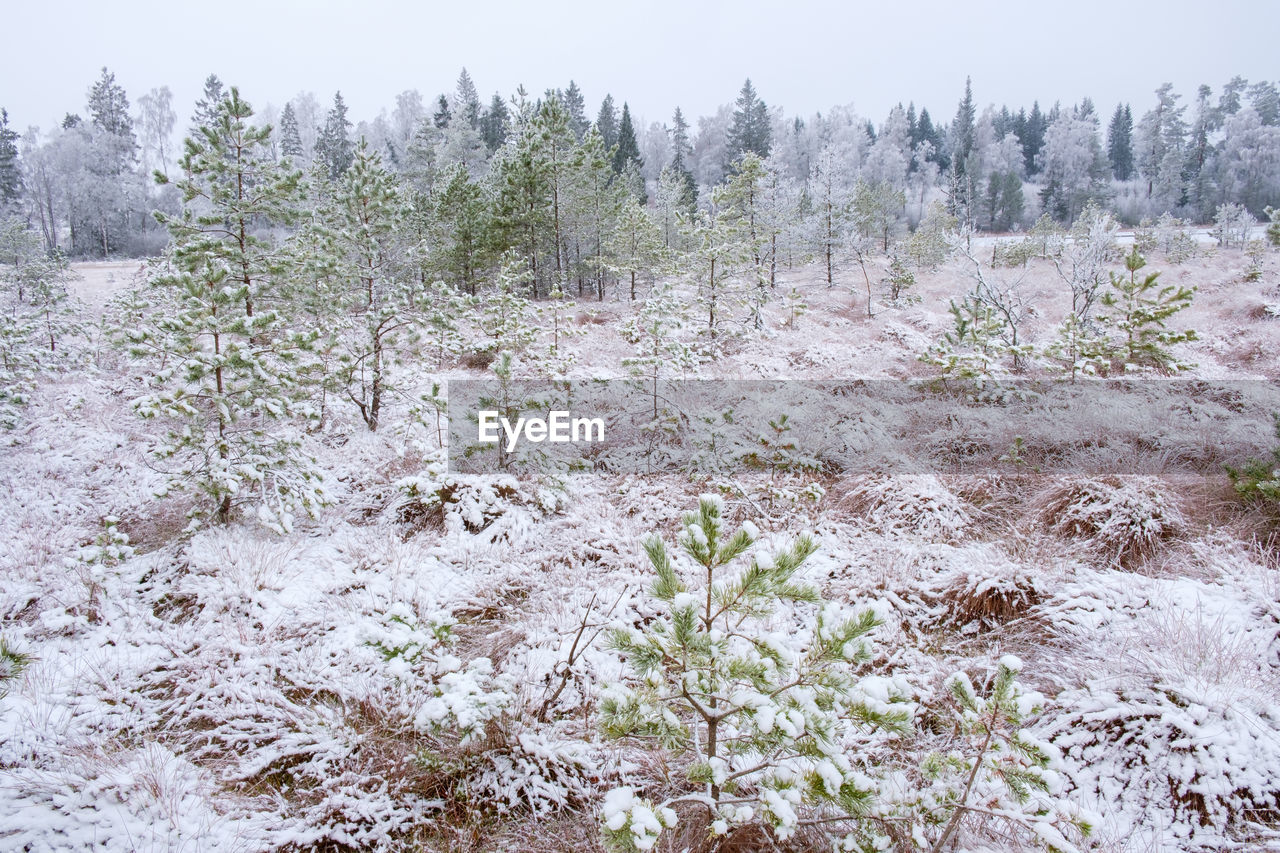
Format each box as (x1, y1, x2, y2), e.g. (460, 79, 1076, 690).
(4, 0, 1278, 135)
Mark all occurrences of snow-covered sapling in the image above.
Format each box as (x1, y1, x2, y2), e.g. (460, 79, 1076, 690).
(1097, 247, 1196, 373)
(600, 495, 906, 849)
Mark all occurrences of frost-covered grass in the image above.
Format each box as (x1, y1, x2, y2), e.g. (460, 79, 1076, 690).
(0, 253, 1278, 851)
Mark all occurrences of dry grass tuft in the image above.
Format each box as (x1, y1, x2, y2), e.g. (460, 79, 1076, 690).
(1032, 475, 1184, 569)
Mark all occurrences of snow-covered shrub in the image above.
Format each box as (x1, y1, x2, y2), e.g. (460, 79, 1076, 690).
(1155, 212, 1197, 263)
(369, 606, 599, 820)
(922, 547, 1048, 630)
(1212, 202, 1255, 249)
(840, 474, 972, 541)
(1043, 568, 1280, 845)
(388, 472, 564, 539)
(1034, 475, 1183, 568)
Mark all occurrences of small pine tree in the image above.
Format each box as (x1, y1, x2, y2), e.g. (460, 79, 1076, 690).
(922, 293, 1008, 382)
(1097, 247, 1196, 373)
(132, 88, 327, 531)
(0, 218, 78, 428)
(601, 496, 905, 849)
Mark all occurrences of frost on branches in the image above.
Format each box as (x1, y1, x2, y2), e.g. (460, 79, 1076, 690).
(126, 87, 328, 532)
(598, 496, 1089, 852)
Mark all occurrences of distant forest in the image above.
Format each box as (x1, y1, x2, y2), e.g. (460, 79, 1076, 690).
(0, 68, 1276, 279)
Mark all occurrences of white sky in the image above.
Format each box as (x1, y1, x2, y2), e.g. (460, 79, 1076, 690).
(4, 0, 1278, 134)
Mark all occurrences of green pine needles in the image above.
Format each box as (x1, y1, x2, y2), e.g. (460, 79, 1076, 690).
(1098, 246, 1196, 373)
(599, 498, 1092, 852)
(600, 495, 908, 848)
(130, 87, 328, 532)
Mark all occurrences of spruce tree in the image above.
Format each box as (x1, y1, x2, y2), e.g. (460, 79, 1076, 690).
(432, 94, 451, 129)
(189, 73, 226, 137)
(596, 94, 619, 151)
(612, 102, 643, 177)
(563, 80, 590, 142)
(0, 110, 21, 212)
(133, 87, 324, 530)
(668, 107, 697, 211)
(455, 68, 482, 129)
(1106, 103, 1134, 180)
(951, 76, 976, 174)
(480, 93, 509, 153)
(278, 102, 304, 161)
(726, 78, 771, 163)
(315, 91, 355, 181)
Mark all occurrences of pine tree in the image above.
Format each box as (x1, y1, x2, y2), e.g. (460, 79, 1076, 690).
(310, 139, 415, 431)
(536, 95, 578, 285)
(684, 186, 752, 352)
(278, 102, 304, 161)
(0, 217, 77, 428)
(1106, 103, 1134, 180)
(600, 496, 903, 850)
(489, 109, 553, 298)
(726, 78, 771, 164)
(1098, 246, 1196, 372)
(607, 200, 667, 300)
(315, 91, 355, 181)
(429, 163, 490, 294)
(567, 127, 625, 299)
(0, 109, 21, 211)
(809, 145, 853, 287)
(133, 87, 324, 530)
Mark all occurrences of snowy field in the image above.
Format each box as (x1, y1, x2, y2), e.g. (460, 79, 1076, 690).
(2, 245, 1279, 852)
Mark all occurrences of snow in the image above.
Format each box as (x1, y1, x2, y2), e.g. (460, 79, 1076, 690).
(2, 249, 1278, 850)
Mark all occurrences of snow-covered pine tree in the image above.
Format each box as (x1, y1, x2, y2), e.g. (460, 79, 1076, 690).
(473, 250, 539, 358)
(620, 280, 697, 460)
(132, 87, 327, 531)
(310, 138, 419, 432)
(428, 162, 490, 294)
(606, 199, 667, 301)
(0, 217, 78, 427)
(683, 185, 752, 353)
(600, 495, 906, 849)
(1097, 246, 1196, 373)
(809, 145, 854, 287)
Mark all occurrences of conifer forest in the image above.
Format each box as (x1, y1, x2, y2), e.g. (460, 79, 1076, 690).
(1, 30, 1280, 853)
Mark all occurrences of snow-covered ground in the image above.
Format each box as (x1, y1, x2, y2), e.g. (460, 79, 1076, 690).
(2, 246, 1278, 851)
